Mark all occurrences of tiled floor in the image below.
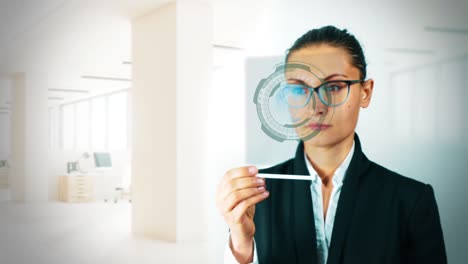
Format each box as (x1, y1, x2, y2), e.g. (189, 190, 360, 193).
(0, 201, 211, 264)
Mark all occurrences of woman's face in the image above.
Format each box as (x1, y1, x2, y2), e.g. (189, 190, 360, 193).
(286, 44, 374, 148)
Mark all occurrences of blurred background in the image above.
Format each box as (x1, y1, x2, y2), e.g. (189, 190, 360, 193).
(0, 0, 467, 263)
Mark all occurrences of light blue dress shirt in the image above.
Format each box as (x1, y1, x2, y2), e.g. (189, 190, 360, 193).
(225, 141, 355, 264)
(306, 141, 354, 264)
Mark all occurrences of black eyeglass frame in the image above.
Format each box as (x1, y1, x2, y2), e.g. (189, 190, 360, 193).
(286, 79, 365, 108)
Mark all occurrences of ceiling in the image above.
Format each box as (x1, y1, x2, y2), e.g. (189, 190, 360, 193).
(0, 0, 170, 107)
(213, 0, 468, 66)
(0, 0, 467, 107)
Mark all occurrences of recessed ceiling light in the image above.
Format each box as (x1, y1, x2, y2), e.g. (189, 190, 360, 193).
(82, 75, 132, 82)
(425, 26, 468, 35)
(385, 48, 435, 55)
(213, 44, 244, 50)
(48, 97, 64, 100)
(48, 88, 89, 94)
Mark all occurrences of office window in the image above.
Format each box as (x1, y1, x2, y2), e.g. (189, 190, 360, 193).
(76, 101, 90, 150)
(108, 92, 127, 150)
(91, 97, 107, 151)
(48, 107, 59, 149)
(61, 104, 75, 150)
(60, 90, 129, 151)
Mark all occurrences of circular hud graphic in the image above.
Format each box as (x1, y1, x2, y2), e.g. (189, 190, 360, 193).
(253, 62, 336, 142)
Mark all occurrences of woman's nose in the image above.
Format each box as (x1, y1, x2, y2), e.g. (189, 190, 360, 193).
(309, 93, 328, 116)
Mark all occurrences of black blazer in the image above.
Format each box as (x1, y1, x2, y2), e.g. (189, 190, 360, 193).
(254, 133, 447, 264)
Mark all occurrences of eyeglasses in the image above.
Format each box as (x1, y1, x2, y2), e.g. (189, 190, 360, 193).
(278, 80, 363, 108)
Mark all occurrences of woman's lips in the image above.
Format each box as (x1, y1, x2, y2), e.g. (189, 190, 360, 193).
(308, 123, 331, 130)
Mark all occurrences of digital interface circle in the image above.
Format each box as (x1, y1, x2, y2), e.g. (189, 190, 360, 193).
(253, 62, 335, 142)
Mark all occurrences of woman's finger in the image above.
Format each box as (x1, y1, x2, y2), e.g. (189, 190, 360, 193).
(222, 186, 267, 214)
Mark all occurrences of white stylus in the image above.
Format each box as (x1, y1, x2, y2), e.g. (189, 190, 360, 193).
(257, 173, 313, 180)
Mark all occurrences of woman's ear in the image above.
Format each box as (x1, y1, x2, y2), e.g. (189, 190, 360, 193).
(360, 79, 374, 108)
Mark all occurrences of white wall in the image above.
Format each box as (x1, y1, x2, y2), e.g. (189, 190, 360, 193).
(364, 56, 468, 264)
(10, 73, 49, 202)
(176, 0, 212, 245)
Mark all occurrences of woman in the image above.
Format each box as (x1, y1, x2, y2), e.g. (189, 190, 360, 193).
(216, 26, 447, 264)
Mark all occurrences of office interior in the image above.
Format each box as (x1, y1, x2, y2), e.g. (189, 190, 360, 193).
(0, 0, 467, 263)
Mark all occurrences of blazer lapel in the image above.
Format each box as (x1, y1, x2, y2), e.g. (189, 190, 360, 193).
(292, 141, 318, 264)
(326, 134, 371, 264)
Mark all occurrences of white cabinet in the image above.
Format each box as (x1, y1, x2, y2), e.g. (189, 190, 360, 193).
(58, 175, 94, 202)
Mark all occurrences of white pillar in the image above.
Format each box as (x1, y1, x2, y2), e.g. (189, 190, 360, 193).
(10, 73, 49, 202)
(132, 3, 178, 242)
(176, 0, 212, 244)
(132, 1, 212, 243)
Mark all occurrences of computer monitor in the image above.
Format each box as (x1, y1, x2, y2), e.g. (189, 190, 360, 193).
(93, 152, 112, 169)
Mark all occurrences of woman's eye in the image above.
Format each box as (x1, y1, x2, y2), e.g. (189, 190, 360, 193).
(281, 85, 310, 107)
(282, 84, 307, 96)
(291, 86, 307, 95)
(325, 83, 345, 92)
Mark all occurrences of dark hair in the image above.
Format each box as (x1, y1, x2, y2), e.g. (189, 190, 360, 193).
(285, 25, 367, 80)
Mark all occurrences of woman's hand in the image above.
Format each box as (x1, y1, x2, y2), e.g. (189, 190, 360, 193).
(216, 166, 269, 263)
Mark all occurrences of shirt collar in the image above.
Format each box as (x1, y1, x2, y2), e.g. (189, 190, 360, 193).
(304, 140, 355, 184)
